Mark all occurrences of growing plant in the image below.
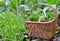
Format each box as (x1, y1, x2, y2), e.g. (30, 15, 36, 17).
(56, 2, 60, 17)
(0, 0, 4, 6)
(46, 0, 60, 4)
(0, 11, 26, 41)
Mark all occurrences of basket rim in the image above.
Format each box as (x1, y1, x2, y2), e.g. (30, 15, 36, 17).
(26, 19, 56, 24)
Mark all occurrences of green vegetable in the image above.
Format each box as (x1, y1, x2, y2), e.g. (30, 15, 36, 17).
(47, 12, 55, 20)
(29, 7, 55, 21)
(30, 14, 40, 21)
(39, 15, 48, 21)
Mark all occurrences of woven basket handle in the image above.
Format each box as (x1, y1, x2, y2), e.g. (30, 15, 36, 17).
(30, 4, 58, 19)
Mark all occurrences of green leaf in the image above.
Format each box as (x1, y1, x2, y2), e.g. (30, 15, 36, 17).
(47, 0, 60, 4)
(0, 1, 4, 6)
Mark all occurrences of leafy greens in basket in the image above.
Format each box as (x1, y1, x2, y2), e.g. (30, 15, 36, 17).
(29, 6, 55, 22)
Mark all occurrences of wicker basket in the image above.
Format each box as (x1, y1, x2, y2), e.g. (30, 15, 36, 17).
(26, 4, 58, 39)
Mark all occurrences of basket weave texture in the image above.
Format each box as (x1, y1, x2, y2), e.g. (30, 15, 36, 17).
(26, 4, 58, 39)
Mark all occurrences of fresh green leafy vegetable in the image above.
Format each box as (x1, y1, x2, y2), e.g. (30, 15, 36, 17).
(30, 14, 40, 21)
(47, 12, 55, 20)
(29, 6, 55, 22)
